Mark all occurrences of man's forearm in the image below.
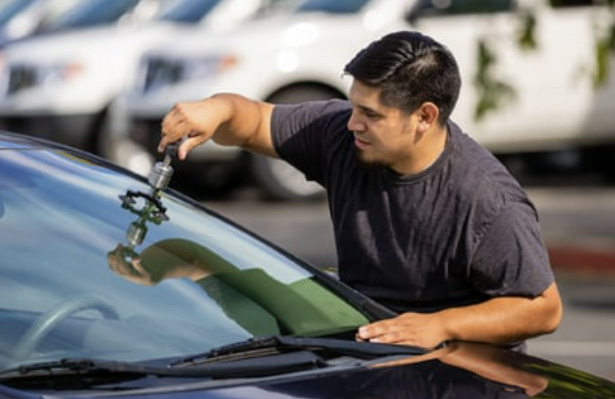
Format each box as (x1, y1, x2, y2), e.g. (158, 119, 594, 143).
(440, 282, 562, 345)
(206, 93, 277, 157)
(160, 93, 276, 160)
(357, 282, 562, 348)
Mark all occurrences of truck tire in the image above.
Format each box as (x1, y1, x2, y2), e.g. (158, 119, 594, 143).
(251, 85, 343, 201)
(251, 155, 324, 201)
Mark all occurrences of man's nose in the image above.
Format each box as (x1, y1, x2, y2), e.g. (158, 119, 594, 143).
(347, 113, 363, 132)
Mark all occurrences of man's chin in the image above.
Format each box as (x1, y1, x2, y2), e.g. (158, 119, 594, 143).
(355, 149, 383, 170)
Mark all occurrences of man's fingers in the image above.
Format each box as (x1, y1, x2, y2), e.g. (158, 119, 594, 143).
(158, 137, 169, 153)
(357, 320, 390, 340)
(359, 323, 424, 346)
(177, 135, 207, 160)
(130, 258, 147, 276)
(159, 106, 188, 152)
(159, 103, 212, 158)
(356, 313, 440, 348)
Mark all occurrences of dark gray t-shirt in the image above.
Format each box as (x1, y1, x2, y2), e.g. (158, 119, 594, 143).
(271, 99, 553, 314)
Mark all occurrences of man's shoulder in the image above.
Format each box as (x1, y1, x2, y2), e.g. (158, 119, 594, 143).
(271, 98, 352, 152)
(272, 98, 351, 123)
(447, 122, 530, 207)
(270, 98, 354, 185)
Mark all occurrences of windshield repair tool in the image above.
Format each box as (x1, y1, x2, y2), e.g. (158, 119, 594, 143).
(148, 138, 182, 196)
(117, 137, 185, 257)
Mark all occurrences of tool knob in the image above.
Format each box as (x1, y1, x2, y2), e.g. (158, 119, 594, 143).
(148, 160, 173, 191)
(147, 138, 182, 191)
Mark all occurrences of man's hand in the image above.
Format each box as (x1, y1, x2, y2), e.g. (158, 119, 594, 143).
(107, 244, 156, 286)
(356, 312, 448, 349)
(160, 100, 225, 160)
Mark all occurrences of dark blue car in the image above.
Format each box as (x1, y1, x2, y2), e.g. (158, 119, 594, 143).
(0, 130, 613, 398)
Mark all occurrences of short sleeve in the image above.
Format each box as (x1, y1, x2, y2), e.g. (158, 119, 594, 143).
(271, 99, 351, 184)
(469, 202, 554, 298)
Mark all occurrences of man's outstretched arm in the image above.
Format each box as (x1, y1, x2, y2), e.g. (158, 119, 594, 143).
(159, 93, 276, 160)
(357, 281, 562, 348)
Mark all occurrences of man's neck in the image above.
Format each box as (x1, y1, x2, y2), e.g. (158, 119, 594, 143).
(392, 124, 448, 176)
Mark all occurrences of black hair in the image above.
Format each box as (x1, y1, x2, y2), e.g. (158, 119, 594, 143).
(344, 31, 461, 125)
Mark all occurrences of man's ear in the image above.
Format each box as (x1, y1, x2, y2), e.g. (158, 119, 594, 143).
(416, 102, 439, 133)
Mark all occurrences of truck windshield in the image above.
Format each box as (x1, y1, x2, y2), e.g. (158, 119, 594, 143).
(294, 0, 369, 14)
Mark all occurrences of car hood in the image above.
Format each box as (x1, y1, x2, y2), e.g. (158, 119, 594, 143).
(0, 340, 613, 398)
(204, 341, 615, 399)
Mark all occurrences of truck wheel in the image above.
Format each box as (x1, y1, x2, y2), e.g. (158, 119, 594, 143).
(251, 155, 324, 201)
(251, 85, 343, 201)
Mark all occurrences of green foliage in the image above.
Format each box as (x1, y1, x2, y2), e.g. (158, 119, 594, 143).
(592, 22, 615, 87)
(473, 0, 614, 121)
(516, 9, 538, 51)
(473, 38, 517, 121)
(594, 37, 611, 86)
(472, 8, 536, 121)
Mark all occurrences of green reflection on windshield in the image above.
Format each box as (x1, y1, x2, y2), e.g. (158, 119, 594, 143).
(112, 236, 368, 337)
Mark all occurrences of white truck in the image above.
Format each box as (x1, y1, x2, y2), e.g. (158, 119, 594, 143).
(0, 0, 294, 161)
(112, 0, 615, 201)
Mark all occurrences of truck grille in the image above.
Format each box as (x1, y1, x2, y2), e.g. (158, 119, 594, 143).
(142, 57, 183, 93)
(7, 65, 37, 94)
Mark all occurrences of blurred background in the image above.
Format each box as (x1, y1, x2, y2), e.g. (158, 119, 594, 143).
(0, 0, 613, 380)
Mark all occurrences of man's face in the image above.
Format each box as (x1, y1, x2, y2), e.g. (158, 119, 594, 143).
(347, 80, 419, 171)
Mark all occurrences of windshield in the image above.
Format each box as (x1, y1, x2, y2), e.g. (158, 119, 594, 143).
(155, 0, 221, 23)
(0, 142, 370, 372)
(294, 0, 369, 13)
(0, 0, 36, 25)
(37, 0, 141, 31)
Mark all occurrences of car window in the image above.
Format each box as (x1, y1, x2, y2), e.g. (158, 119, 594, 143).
(549, 0, 595, 7)
(294, 0, 370, 14)
(409, 0, 513, 19)
(251, 0, 303, 18)
(0, 146, 371, 370)
(155, 0, 222, 23)
(0, 0, 37, 26)
(37, 0, 141, 31)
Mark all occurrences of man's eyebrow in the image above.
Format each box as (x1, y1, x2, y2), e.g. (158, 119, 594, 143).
(355, 104, 383, 116)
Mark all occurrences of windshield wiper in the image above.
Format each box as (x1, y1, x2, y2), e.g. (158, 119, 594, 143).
(172, 335, 427, 367)
(0, 358, 192, 379)
(0, 358, 177, 389)
(0, 351, 328, 389)
(0, 338, 427, 389)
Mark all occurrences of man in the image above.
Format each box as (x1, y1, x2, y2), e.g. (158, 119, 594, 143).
(159, 30, 562, 349)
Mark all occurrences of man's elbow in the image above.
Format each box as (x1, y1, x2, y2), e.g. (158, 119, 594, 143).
(541, 300, 562, 336)
(537, 282, 563, 335)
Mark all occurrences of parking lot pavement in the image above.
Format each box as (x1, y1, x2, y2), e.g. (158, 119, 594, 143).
(496, 186, 615, 380)
(527, 187, 615, 275)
